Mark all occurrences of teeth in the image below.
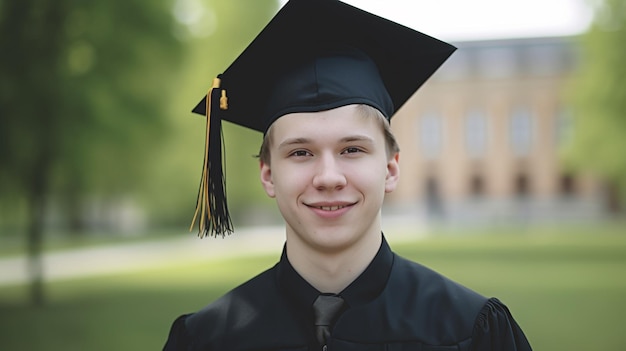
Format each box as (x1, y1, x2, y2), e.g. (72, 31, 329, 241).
(318, 205, 345, 211)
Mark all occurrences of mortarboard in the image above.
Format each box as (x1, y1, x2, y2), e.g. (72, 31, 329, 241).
(190, 0, 456, 238)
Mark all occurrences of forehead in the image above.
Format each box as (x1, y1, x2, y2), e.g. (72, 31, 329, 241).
(268, 105, 384, 144)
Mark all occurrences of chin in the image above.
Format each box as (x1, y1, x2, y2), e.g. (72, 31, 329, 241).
(306, 228, 365, 253)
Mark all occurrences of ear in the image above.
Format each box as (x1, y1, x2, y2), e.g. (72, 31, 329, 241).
(260, 161, 276, 198)
(384, 153, 400, 193)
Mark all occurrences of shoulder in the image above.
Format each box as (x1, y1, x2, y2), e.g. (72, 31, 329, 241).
(389, 255, 532, 350)
(385, 254, 489, 343)
(391, 253, 488, 315)
(471, 298, 533, 350)
(163, 265, 282, 350)
(188, 266, 280, 338)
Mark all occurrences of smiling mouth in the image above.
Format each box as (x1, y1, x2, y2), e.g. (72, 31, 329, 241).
(313, 205, 348, 211)
(306, 202, 355, 211)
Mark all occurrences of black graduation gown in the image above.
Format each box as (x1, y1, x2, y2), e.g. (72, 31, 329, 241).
(164, 237, 532, 351)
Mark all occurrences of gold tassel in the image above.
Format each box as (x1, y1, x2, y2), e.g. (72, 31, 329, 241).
(190, 77, 230, 238)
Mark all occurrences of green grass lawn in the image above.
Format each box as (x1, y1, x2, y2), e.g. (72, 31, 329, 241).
(1, 225, 625, 350)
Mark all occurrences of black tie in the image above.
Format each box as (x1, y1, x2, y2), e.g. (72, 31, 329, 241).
(312, 294, 345, 348)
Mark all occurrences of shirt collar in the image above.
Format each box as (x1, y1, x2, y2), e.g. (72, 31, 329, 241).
(275, 234, 394, 311)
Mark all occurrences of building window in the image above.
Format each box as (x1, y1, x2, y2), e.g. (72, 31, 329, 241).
(514, 173, 531, 198)
(469, 174, 486, 198)
(509, 107, 533, 156)
(559, 173, 576, 197)
(425, 177, 444, 218)
(465, 109, 488, 158)
(555, 108, 574, 147)
(419, 112, 443, 159)
(476, 47, 517, 78)
(526, 44, 564, 76)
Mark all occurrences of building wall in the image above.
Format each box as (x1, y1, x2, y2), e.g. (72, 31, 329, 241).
(385, 36, 605, 223)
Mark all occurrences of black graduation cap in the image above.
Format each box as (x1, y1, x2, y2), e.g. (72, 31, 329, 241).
(190, 0, 456, 238)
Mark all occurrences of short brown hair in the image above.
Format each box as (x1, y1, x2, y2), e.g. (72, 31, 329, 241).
(258, 104, 399, 164)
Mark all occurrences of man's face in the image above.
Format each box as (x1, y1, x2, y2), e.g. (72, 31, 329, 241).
(260, 104, 399, 254)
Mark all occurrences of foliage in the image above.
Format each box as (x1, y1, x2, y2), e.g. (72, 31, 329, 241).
(0, 0, 281, 232)
(565, 0, 626, 203)
(0, 0, 183, 230)
(0, 0, 184, 304)
(142, 0, 279, 228)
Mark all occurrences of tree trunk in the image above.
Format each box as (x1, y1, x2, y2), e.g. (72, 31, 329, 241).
(66, 188, 87, 236)
(25, 147, 51, 306)
(26, 180, 47, 306)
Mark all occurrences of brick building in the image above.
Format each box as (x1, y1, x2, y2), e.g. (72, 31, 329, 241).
(386, 36, 606, 224)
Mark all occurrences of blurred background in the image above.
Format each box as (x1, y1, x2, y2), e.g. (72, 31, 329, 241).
(1, 0, 625, 350)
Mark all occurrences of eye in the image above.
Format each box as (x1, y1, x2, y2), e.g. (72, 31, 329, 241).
(289, 150, 312, 157)
(341, 147, 363, 154)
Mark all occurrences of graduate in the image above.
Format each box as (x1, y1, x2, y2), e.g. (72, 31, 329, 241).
(164, 0, 532, 350)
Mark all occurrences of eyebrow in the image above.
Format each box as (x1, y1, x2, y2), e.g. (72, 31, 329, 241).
(277, 135, 376, 149)
(340, 135, 375, 144)
(277, 137, 312, 150)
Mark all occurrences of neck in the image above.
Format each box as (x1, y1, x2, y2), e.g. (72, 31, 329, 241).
(285, 229, 382, 294)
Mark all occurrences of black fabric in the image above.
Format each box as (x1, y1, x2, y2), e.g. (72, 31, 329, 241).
(191, 0, 455, 133)
(261, 47, 394, 130)
(163, 236, 532, 351)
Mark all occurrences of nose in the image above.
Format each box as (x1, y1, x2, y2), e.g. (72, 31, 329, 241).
(312, 153, 347, 190)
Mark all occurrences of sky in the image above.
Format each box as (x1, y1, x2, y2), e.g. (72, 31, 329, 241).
(280, 0, 594, 41)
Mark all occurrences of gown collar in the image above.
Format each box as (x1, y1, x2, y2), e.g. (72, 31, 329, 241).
(275, 234, 394, 311)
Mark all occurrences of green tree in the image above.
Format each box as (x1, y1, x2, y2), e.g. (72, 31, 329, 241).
(145, 0, 280, 228)
(566, 0, 626, 211)
(0, 0, 182, 305)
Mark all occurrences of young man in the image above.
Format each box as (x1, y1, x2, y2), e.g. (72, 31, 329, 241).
(164, 0, 532, 350)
